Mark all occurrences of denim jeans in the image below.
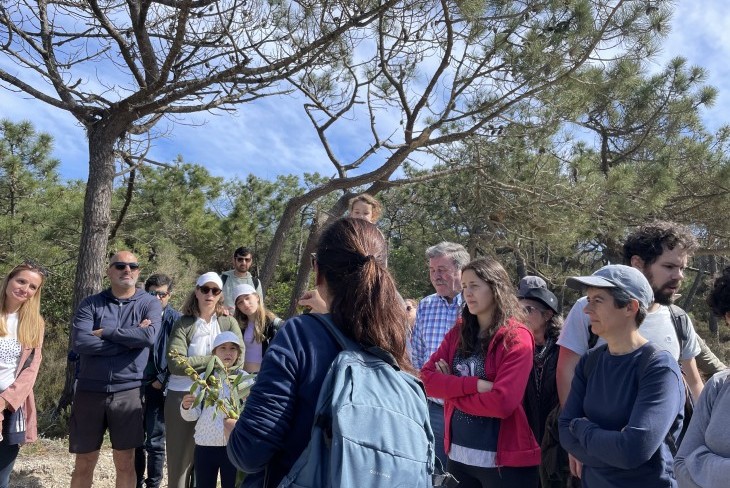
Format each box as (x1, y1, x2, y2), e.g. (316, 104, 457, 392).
(428, 400, 447, 468)
(135, 384, 166, 488)
(0, 435, 19, 488)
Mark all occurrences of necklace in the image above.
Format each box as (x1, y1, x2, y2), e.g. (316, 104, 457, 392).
(533, 336, 555, 394)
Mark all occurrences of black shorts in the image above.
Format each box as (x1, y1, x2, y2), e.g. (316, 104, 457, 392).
(68, 387, 144, 453)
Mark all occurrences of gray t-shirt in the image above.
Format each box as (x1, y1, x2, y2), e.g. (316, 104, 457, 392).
(221, 270, 264, 309)
(557, 296, 700, 361)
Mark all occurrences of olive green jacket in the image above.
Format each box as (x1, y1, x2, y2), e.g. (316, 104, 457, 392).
(167, 315, 244, 375)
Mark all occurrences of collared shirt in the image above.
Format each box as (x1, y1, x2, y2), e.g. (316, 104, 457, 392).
(410, 292, 464, 372)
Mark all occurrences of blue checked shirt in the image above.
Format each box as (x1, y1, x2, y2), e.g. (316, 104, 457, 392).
(410, 292, 464, 374)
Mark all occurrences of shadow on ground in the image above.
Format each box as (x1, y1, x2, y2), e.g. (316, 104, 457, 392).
(10, 470, 46, 488)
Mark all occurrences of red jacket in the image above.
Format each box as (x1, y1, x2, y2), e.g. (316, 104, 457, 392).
(421, 318, 540, 467)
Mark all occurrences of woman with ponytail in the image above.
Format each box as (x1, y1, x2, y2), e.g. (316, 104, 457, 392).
(225, 217, 413, 487)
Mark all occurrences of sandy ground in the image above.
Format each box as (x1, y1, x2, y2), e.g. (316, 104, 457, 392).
(10, 437, 167, 488)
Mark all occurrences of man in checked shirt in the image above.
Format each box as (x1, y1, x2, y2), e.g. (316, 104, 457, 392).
(410, 241, 470, 466)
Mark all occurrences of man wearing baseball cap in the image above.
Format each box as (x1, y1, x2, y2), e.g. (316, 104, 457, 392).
(558, 265, 685, 488)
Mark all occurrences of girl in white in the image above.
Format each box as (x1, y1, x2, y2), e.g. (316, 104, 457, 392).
(181, 331, 244, 488)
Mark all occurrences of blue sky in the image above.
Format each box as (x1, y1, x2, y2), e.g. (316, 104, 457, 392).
(0, 1, 727, 183)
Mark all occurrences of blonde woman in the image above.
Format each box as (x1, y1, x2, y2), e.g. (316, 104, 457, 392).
(0, 262, 46, 488)
(232, 284, 282, 373)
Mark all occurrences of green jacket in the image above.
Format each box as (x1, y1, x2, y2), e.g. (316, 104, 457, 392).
(167, 315, 244, 375)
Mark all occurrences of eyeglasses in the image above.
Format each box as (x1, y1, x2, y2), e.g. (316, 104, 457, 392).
(110, 262, 140, 271)
(198, 286, 222, 296)
(149, 291, 170, 298)
(523, 305, 545, 315)
(235, 256, 252, 262)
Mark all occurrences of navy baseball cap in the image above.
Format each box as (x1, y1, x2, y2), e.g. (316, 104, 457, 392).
(520, 287, 560, 313)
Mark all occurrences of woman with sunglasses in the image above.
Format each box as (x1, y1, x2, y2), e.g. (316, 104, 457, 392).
(517, 280, 565, 488)
(166, 272, 243, 488)
(0, 262, 45, 488)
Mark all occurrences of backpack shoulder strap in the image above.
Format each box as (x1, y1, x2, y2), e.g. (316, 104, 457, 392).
(587, 325, 599, 349)
(221, 273, 228, 286)
(308, 313, 400, 370)
(582, 344, 608, 379)
(668, 304, 689, 346)
(21, 348, 35, 372)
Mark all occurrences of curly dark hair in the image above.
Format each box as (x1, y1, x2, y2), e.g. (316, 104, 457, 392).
(622, 220, 698, 265)
(708, 266, 730, 318)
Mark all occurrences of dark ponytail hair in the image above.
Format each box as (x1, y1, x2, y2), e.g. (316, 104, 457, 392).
(460, 257, 524, 356)
(316, 217, 413, 373)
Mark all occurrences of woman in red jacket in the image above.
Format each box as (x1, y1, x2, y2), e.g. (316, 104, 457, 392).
(422, 257, 540, 487)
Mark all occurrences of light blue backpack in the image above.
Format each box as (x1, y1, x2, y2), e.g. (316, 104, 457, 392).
(277, 314, 436, 488)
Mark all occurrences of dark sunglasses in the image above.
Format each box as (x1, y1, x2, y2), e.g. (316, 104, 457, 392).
(523, 305, 544, 315)
(235, 256, 252, 262)
(110, 262, 140, 271)
(198, 285, 222, 296)
(13, 260, 49, 277)
(149, 290, 170, 298)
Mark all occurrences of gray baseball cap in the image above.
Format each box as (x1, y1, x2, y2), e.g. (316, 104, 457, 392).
(565, 264, 653, 309)
(517, 275, 547, 298)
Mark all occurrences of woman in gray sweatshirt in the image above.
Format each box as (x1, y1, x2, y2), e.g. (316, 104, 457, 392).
(675, 267, 730, 488)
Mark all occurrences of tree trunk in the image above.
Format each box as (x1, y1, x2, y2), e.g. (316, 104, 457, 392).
(286, 218, 321, 318)
(57, 126, 119, 412)
(680, 257, 704, 313)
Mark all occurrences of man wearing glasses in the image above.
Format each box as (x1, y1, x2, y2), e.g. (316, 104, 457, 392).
(135, 274, 182, 488)
(69, 251, 162, 488)
(221, 246, 264, 311)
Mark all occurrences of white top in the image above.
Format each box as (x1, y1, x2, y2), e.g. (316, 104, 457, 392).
(167, 315, 222, 392)
(557, 296, 701, 361)
(0, 313, 21, 392)
(180, 371, 249, 446)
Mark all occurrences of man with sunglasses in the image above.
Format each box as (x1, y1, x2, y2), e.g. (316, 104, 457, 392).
(135, 274, 182, 488)
(221, 246, 264, 311)
(70, 251, 162, 488)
